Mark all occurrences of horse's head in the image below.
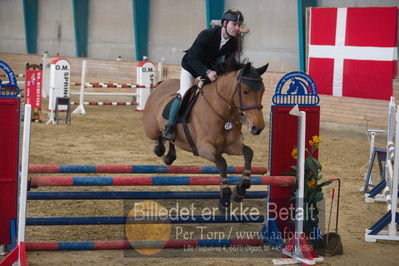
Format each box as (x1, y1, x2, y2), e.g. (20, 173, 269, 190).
(234, 62, 268, 135)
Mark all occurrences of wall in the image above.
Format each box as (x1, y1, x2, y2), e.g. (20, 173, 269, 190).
(226, 0, 300, 72)
(0, 0, 301, 72)
(0, 0, 26, 53)
(148, 0, 206, 64)
(36, 0, 75, 57)
(0, 0, 397, 72)
(87, 0, 135, 60)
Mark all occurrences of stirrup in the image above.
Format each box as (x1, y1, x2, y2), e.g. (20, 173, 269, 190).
(162, 125, 176, 140)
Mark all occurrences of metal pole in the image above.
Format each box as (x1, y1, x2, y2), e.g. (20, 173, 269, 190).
(73, 59, 87, 115)
(288, 105, 306, 255)
(296, 110, 306, 251)
(17, 104, 32, 246)
(297, 0, 305, 72)
(46, 86, 55, 125)
(389, 108, 399, 236)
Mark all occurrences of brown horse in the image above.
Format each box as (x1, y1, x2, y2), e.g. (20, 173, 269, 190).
(143, 59, 268, 211)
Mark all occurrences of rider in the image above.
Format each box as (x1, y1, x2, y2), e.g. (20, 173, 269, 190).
(162, 9, 244, 140)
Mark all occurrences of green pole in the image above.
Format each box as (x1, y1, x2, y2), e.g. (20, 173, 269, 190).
(297, 0, 305, 72)
(132, 0, 150, 61)
(22, 0, 38, 54)
(298, 0, 318, 72)
(72, 0, 89, 57)
(205, 0, 225, 28)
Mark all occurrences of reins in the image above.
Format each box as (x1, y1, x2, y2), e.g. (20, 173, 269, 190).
(199, 82, 231, 123)
(199, 68, 263, 129)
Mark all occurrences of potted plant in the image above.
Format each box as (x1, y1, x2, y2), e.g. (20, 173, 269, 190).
(289, 136, 332, 237)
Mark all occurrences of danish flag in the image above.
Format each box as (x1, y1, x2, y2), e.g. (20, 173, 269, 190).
(307, 7, 398, 101)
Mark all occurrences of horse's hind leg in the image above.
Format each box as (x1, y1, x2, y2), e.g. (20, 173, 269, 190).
(154, 137, 166, 157)
(233, 145, 253, 202)
(215, 154, 232, 212)
(162, 141, 177, 165)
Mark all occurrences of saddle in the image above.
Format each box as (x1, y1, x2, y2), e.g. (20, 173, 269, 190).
(162, 85, 200, 123)
(162, 84, 204, 156)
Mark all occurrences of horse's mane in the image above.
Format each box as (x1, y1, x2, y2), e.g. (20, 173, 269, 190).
(213, 55, 267, 91)
(213, 55, 250, 75)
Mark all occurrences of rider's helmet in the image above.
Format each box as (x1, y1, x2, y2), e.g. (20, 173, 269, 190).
(221, 9, 244, 25)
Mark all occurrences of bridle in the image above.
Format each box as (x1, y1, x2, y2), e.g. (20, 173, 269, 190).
(200, 68, 263, 129)
(235, 68, 263, 112)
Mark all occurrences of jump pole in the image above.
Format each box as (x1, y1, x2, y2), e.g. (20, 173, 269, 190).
(26, 239, 264, 251)
(28, 164, 268, 174)
(71, 60, 139, 112)
(71, 82, 138, 88)
(26, 215, 265, 226)
(29, 175, 296, 187)
(27, 190, 268, 200)
(71, 101, 138, 106)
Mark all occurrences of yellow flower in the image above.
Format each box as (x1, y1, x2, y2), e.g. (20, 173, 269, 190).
(309, 135, 321, 147)
(291, 148, 298, 160)
(321, 163, 325, 168)
(307, 178, 316, 189)
(313, 135, 321, 143)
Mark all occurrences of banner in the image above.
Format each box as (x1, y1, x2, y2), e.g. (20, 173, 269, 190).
(308, 7, 398, 100)
(25, 69, 42, 108)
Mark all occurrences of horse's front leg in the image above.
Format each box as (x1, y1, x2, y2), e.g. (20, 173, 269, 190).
(215, 154, 232, 211)
(198, 143, 231, 212)
(232, 144, 253, 202)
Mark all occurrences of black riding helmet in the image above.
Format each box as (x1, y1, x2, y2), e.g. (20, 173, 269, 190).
(221, 9, 244, 25)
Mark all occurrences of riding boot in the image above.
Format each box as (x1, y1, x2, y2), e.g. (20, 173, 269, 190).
(163, 95, 181, 140)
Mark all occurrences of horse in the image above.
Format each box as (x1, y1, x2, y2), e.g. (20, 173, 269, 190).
(143, 58, 268, 211)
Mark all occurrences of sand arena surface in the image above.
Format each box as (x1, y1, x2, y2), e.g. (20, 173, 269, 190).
(18, 104, 399, 265)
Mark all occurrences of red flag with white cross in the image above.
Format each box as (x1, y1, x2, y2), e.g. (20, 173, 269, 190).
(307, 7, 398, 101)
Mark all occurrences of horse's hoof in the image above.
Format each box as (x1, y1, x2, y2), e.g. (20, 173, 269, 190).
(232, 187, 245, 202)
(219, 186, 231, 212)
(162, 155, 176, 165)
(240, 178, 251, 189)
(232, 179, 251, 202)
(154, 145, 165, 157)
